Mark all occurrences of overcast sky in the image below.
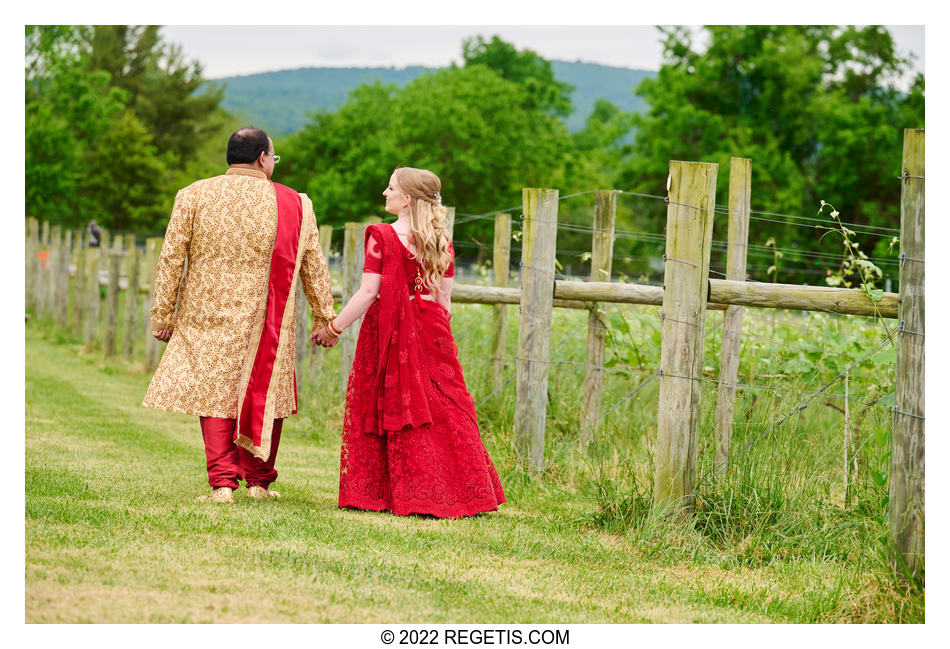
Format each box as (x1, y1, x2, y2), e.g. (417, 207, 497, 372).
(160, 25, 925, 84)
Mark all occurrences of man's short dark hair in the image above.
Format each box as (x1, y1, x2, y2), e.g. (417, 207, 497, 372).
(227, 127, 271, 165)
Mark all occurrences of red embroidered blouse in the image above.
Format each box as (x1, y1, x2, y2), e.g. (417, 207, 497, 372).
(363, 224, 455, 296)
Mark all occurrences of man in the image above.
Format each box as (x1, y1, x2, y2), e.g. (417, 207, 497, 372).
(143, 126, 335, 504)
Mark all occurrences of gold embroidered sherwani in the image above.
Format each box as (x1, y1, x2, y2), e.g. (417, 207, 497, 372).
(143, 168, 335, 419)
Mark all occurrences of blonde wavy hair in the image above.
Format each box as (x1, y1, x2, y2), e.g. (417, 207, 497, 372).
(394, 167, 453, 293)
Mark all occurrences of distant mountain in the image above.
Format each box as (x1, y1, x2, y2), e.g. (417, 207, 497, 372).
(550, 61, 652, 130)
(213, 61, 655, 136)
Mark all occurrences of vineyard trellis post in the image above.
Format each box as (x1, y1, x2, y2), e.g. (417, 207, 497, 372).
(654, 160, 718, 512)
(580, 190, 617, 447)
(714, 157, 751, 466)
(515, 188, 559, 472)
(890, 127, 924, 577)
(491, 213, 511, 391)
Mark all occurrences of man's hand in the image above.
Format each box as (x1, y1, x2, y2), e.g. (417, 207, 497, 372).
(312, 327, 339, 348)
(153, 329, 171, 342)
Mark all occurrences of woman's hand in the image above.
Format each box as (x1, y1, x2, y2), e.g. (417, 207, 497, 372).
(312, 327, 339, 348)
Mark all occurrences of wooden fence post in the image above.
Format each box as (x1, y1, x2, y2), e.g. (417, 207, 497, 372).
(309, 225, 335, 379)
(514, 188, 559, 472)
(104, 251, 121, 357)
(319, 224, 334, 256)
(580, 190, 617, 446)
(25, 217, 40, 312)
(99, 227, 110, 251)
(73, 243, 87, 330)
(84, 248, 101, 351)
(122, 234, 134, 276)
(143, 237, 163, 371)
(47, 226, 61, 321)
(36, 222, 52, 317)
(653, 161, 718, 512)
(55, 238, 70, 329)
(52, 227, 69, 327)
(491, 213, 512, 391)
(124, 246, 141, 360)
(890, 128, 925, 577)
(714, 158, 751, 467)
(445, 206, 456, 241)
(340, 220, 377, 391)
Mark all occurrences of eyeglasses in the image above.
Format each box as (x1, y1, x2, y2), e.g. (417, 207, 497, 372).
(272, 154, 280, 164)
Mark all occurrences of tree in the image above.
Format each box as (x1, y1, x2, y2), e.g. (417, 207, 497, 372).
(462, 35, 574, 119)
(81, 26, 225, 165)
(394, 65, 568, 220)
(25, 25, 228, 234)
(26, 26, 138, 226)
(617, 26, 924, 282)
(278, 65, 570, 242)
(276, 82, 401, 224)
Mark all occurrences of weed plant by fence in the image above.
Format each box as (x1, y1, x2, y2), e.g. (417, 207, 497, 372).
(24, 130, 924, 581)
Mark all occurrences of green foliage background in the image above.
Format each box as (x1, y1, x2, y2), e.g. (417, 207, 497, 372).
(26, 25, 923, 283)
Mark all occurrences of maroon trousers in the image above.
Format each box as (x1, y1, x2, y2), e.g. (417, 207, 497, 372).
(199, 417, 283, 489)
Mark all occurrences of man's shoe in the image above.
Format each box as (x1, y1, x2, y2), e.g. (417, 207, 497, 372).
(247, 485, 280, 499)
(196, 487, 234, 504)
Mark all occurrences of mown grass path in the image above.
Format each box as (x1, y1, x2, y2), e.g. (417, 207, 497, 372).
(26, 326, 894, 623)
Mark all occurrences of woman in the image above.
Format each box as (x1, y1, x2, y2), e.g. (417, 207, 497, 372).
(315, 167, 506, 518)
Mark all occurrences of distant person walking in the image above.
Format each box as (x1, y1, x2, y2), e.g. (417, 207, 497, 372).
(143, 126, 336, 504)
(87, 220, 101, 248)
(314, 167, 505, 518)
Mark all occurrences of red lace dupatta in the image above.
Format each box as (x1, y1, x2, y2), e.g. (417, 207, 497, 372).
(235, 182, 308, 460)
(362, 224, 434, 436)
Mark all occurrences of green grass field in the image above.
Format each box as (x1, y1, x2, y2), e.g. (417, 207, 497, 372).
(24, 300, 923, 623)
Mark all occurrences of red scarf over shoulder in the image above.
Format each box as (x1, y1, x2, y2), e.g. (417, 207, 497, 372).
(235, 182, 304, 459)
(362, 223, 433, 435)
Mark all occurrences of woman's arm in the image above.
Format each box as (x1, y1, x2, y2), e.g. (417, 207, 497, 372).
(334, 272, 382, 331)
(314, 272, 382, 346)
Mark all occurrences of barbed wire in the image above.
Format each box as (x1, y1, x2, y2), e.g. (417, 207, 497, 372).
(616, 189, 899, 235)
(689, 333, 895, 496)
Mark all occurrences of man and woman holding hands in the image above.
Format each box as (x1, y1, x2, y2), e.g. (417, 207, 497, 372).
(143, 126, 505, 517)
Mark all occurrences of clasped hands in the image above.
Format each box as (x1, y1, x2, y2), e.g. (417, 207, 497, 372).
(312, 324, 339, 348)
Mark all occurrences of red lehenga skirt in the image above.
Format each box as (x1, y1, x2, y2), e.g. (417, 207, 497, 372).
(338, 299, 506, 518)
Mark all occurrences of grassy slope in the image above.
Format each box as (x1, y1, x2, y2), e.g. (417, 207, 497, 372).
(25, 315, 916, 623)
